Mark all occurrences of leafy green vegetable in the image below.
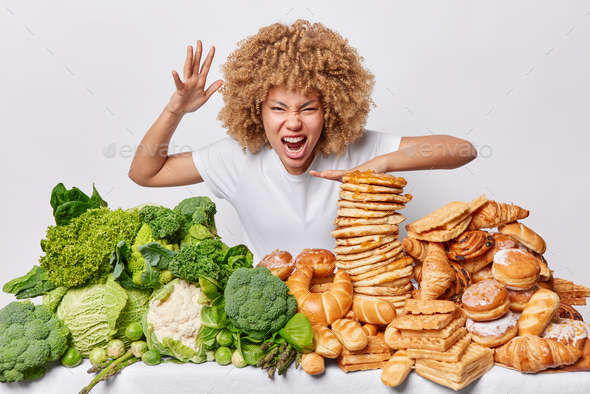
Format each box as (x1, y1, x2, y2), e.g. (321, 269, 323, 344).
(278, 313, 314, 353)
(224, 267, 297, 340)
(56, 277, 128, 356)
(241, 340, 265, 366)
(0, 300, 70, 383)
(222, 244, 254, 277)
(2, 265, 57, 299)
(138, 242, 178, 270)
(51, 183, 108, 226)
(40, 207, 141, 288)
(180, 224, 213, 248)
(42, 286, 68, 313)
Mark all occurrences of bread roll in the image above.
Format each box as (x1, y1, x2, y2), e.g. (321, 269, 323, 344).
(331, 318, 368, 351)
(363, 323, 379, 336)
(498, 221, 546, 254)
(295, 248, 336, 278)
(351, 294, 396, 325)
(312, 325, 342, 358)
(257, 250, 295, 280)
(301, 352, 325, 375)
(381, 350, 414, 387)
(518, 288, 560, 336)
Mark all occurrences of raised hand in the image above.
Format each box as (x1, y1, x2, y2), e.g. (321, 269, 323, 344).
(165, 40, 223, 117)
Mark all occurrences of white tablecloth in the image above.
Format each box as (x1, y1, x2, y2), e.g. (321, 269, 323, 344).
(3, 358, 589, 394)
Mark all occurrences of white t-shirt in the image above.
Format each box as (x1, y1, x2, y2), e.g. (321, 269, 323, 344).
(192, 130, 402, 262)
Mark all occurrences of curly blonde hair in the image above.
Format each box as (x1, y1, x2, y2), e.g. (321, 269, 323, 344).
(217, 19, 375, 156)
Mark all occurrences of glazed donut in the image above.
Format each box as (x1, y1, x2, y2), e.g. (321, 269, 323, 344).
(466, 310, 518, 348)
(286, 264, 353, 326)
(492, 249, 540, 290)
(295, 249, 337, 278)
(461, 280, 510, 322)
(508, 284, 539, 312)
(257, 250, 295, 280)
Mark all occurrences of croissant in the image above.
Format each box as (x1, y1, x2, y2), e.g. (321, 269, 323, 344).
(402, 237, 429, 263)
(467, 200, 529, 230)
(494, 335, 582, 373)
(419, 242, 456, 300)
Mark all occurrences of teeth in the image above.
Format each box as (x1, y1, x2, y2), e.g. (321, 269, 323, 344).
(282, 136, 305, 143)
(284, 139, 306, 154)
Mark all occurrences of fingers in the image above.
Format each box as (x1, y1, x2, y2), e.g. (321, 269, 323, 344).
(199, 46, 216, 76)
(205, 79, 224, 99)
(192, 40, 203, 76)
(171, 70, 184, 90)
(309, 170, 346, 182)
(183, 45, 193, 81)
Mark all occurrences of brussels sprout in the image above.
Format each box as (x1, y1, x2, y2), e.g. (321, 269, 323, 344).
(130, 341, 148, 358)
(107, 339, 126, 358)
(88, 347, 108, 366)
(214, 346, 232, 366)
(216, 329, 233, 347)
(125, 322, 144, 341)
(61, 347, 83, 368)
(231, 349, 248, 368)
(142, 349, 162, 366)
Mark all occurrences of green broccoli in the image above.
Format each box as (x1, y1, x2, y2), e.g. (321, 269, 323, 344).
(224, 267, 297, 340)
(139, 205, 188, 245)
(168, 239, 227, 283)
(0, 301, 69, 383)
(174, 197, 219, 238)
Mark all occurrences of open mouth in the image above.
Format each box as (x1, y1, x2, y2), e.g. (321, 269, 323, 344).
(282, 136, 308, 158)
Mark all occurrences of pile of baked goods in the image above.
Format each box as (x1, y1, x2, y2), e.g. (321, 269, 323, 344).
(257, 172, 590, 390)
(330, 170, 414, 319)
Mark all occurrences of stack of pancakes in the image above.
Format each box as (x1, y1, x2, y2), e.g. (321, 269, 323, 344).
(330, 170, 414, 315)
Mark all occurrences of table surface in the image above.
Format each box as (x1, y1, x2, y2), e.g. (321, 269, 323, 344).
(3, 358, 589, 394)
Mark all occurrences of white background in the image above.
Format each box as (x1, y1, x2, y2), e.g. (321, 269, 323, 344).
(1, 0, 589, 320)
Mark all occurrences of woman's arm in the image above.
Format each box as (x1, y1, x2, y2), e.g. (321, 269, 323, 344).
(309, 135, 477, 181)
(128, 41, 223, 187)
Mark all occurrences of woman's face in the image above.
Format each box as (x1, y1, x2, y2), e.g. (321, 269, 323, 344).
(261, 85, 324, 176)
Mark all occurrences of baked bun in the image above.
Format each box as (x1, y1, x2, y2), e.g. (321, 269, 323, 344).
(258, 250, 295, 280)
(466, 310, 518, 348)
(498, 221, 546, 254)
(492, 249, 540, 290)
(508, 284, 539, 312)
(296, 248, 336, 278)
(518, 288, 560, 336)
(461, 280, 510, 321)
(471, 264, 493, 283)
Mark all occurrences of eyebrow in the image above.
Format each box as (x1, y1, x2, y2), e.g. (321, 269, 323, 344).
(270, 99, 318, 109)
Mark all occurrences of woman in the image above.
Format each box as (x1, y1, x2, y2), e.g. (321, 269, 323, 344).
(129, 20, 476, 261)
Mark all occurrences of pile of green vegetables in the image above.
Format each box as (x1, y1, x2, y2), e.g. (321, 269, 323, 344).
(1, 182, 315, 388)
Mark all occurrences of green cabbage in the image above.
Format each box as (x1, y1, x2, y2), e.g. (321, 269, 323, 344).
(114, 288, 152, 348)
(56, 277, 128, 356)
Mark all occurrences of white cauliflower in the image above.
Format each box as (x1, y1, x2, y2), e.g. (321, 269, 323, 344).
(146, 279, 205, 352)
